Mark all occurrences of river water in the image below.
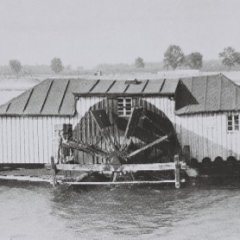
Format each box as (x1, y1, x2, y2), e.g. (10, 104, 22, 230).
(1, 181, 240, 240)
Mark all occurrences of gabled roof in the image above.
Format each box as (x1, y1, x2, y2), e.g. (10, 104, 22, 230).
(176, 74, 240, 115)
(0, 78, 178, 116)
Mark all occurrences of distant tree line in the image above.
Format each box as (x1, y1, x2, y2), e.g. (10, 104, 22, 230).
(134, 45, 203, 70)
(6, 45, 240, 77)
(7, 57, 65, 76)
(135, 45, 240, 71)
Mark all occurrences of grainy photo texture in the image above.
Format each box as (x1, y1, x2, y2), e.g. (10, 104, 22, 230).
(0, 0, 240, 239)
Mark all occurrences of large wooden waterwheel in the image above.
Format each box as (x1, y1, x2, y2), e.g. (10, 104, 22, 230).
(56, 99, 181, 182)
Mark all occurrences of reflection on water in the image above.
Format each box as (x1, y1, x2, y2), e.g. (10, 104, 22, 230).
(1, 181, 240, 239)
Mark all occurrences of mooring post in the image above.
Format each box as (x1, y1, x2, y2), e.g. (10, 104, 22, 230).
(51, 156, 57, 187)
(174, 154, 181, 189)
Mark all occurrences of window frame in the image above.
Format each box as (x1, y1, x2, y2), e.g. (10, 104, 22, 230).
(227, 113, 239, 133)
(117, 97, 133, 117)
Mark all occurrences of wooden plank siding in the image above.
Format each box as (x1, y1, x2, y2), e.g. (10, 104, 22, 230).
(142, 96, 176, 124)
(175, 112, 240, 162)
(0, 115, 78, 164)
(0, 95, 175, 164)
(1, 94, 240, 164)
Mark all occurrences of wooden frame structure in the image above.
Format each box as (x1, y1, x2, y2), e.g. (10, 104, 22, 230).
(51, 155, 184, 188)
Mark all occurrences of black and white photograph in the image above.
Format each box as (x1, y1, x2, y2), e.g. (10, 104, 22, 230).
(0, 0, 240, 239)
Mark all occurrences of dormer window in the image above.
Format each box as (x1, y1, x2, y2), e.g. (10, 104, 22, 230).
(117, 97, 132, 117)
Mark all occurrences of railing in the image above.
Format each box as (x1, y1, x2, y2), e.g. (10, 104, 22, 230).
(52, 155, 184, 189)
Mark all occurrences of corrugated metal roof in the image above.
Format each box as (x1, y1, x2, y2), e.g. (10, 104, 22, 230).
(0, 78, 175, 116)
(24, 80, 52, 114)
(161, 78, 179, 94)
(107, 80, 128, 93)
(90, 80, 114, 93)
(41, 79, 69, 115)
(2, 75, 237, 117)
(6, 89, 32, 114)
(75, 78, 173, 96)
(125, 80, 148, 93)
(176, 74, 240, 115)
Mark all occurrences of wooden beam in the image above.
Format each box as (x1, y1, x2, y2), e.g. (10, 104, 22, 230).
(112, 172, 118, 182)
(124, 107, 143, 138)
(119, 162, 176, 172)
(62, 140, 108, 158)
(51, 156, 57, 187)
(127, 135, 168, 159)
(115, 115, 158, 144)
(56, 162, 177, 173)
(90, 109, 117, 152)
(132, 127, 159, 144)
(61, 179, 186, 186)
(90, 109, 111, 129)
(0, 175, 51, 183)
(56, 163, 115, 172)
(121, 107, 143, 150)
(174, 155, 181, 189)
(0, 175, 186, 186)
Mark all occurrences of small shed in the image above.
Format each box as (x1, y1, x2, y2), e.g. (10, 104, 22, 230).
(175, 74, 240, 162)
(0, 73, 239, 164)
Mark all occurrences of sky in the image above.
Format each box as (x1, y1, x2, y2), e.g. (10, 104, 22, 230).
(0, 0, 240, 68)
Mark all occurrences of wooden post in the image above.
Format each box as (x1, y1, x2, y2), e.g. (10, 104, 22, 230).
(130, 172, 135, 181)
(51, 156, 57, 187)
(174, 155, 180, 189)
(112, 172, 118, 182)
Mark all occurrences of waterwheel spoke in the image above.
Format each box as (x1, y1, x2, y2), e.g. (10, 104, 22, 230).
(127, 135, 169, 159)
(62, 140, 108, 158)
(90, 109, 118, 152)
(121, 107, 143, 150)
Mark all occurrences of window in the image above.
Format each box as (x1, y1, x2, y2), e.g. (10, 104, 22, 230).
(117, 97, 132, 117)
(227, 114, 239, 132)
